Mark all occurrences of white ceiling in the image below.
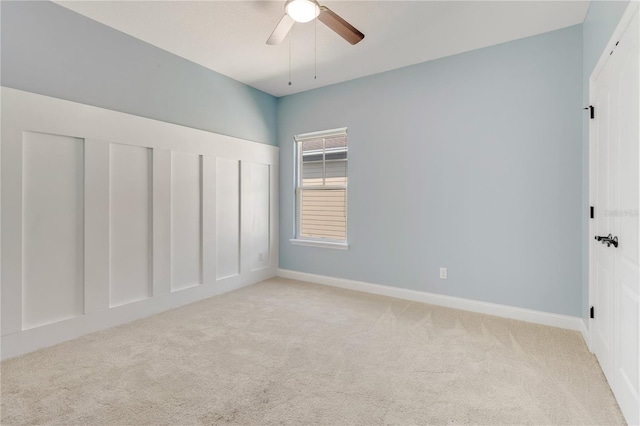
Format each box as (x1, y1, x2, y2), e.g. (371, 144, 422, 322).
(56, 1, 590, 97)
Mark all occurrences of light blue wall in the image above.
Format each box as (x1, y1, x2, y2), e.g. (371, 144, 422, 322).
(581, 0, 630, 319)
(278, 25, 583, 317)
(3, 0, 612, 318)
(0, 1, 277, 145)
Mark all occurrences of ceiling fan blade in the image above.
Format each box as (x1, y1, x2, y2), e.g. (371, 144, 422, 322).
(267, 14, 295, 45)
(318, 6, 364, 45)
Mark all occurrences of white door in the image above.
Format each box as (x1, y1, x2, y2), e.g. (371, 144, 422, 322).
(590, 4, 640, 425)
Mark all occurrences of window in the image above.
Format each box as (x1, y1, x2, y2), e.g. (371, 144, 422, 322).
(291, 128, 348, 249)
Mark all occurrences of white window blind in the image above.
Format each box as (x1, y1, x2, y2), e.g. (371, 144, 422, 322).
(295, 128, 348, 243)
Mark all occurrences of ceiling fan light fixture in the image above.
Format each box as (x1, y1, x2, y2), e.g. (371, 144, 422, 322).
(285, 0, 320, 23)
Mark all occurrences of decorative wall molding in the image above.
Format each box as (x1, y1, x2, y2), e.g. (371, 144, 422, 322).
(278, 269, 584, 332)
(1, 87, 279, 359)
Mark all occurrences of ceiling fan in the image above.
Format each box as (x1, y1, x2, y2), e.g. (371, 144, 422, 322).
(267, 0, 364, 46)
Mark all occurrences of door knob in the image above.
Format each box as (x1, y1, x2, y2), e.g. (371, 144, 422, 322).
(595, 234, 619, 248)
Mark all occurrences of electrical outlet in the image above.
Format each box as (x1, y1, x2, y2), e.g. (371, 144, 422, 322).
(439, 267, 448, 279)
(258, 252, 264, 262)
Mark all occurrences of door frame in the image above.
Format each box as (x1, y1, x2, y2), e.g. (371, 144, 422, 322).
(588, 0, 639, 353)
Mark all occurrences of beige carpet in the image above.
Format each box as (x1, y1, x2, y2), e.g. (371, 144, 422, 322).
(1, 277, 625, 425)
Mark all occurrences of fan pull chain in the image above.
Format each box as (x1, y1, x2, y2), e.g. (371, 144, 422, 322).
(288, 30, 292, 86)
(314, 17, 317, 80)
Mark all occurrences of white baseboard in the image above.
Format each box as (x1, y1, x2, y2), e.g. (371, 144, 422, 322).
(1, 268, 277, 360)
(580, 319, 591, 351)
(278, 269, 584, 332)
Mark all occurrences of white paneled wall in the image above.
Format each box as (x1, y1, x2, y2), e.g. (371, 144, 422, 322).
(0, 87, 279, 359)
(216, 158, 241, 280)
(109, 144, 152, 307)
(249, 163, 271, 271)
(171, 152, 203, 291)
(22, 132, 85, 329)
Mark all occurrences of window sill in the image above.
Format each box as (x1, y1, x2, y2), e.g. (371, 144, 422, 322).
(289, 239, 349, 250)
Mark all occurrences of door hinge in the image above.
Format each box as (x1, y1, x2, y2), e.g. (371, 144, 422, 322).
(583, 105, 594, 119)
(610, 41, 620, 56)
(590, 306, 595, 319)
(590, 206, 594, 219)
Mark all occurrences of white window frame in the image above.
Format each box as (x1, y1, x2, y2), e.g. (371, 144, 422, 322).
(290, 127, 349, 250)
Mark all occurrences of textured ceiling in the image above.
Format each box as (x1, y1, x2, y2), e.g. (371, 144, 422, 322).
(56, 1, 590, 97)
